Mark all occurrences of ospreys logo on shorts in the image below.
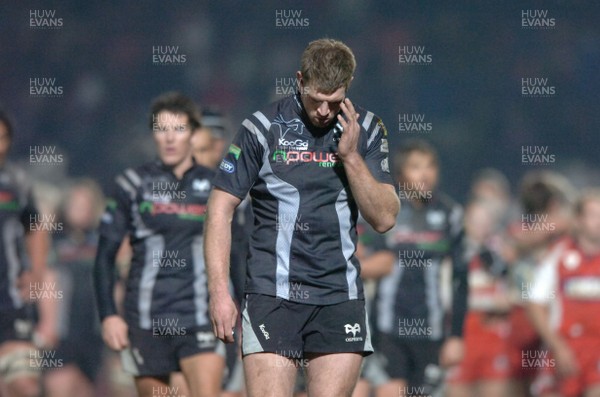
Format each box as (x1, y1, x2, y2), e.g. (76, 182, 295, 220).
(344, 323, 363, 342)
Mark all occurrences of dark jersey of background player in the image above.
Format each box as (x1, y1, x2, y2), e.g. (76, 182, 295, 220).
(94, 160, 214, 330)
(0, 163, 37, 316)
(374, 191, 464, 340)
(50, 228, 103, 381)
(213, 91, 392, 304)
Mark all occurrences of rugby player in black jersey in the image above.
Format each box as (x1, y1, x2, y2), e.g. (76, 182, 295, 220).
(370, 140, 466, 397)
(205, 39, 400, 397)
(94, 93, 223, 397)
(0, 110, 51, 397)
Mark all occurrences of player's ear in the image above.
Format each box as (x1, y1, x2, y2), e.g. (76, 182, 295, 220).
(296, 71, 303, 91)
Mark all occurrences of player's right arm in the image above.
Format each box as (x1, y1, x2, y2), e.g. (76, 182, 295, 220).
(526, 245, 578, 376)
(205, 117, 264, 343)
(93, 177, 132, 351)
(205, 189, 241, 343)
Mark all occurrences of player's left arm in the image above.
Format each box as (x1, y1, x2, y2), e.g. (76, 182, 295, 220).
(20, 192, 50, 296)
(337, 98, 399, 233)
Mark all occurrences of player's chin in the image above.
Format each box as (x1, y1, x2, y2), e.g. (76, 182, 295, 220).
(159, 153, 182, 167)
(314, 118, 332, 128)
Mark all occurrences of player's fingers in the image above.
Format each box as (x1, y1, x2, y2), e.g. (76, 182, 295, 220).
(340, 101, 350, 119)
(344, 98, 357, 115)
(215, 316, 227, 342)
(120, 330, 130, 349)
(222, 315, 234, 343)
(337, 113, 348, 128)
(342, 99, 358, 120)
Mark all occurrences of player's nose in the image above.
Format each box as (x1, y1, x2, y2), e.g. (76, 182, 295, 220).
(317, 102, 329, 116)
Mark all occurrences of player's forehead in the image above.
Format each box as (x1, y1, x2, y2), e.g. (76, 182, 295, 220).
(405, 150, 437, 166)
(153, 110, 189, 125)
(304, 85, 346, 103)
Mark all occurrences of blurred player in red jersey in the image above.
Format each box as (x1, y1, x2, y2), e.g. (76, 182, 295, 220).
(506, 171, 574, 396)
(527, 189, 600, 397)
(446, 198, 513, 397)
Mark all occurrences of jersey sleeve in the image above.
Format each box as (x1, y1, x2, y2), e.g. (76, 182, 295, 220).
(529, 248, 560, 304)
(213, 122, 265, 199)
(19, 191, 39, 233)
(364, 117, 394, 186)
(98, 175, 132, 243)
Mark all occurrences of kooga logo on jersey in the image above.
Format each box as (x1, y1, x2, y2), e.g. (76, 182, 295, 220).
(278, 137, 308, 150)
(272, 150, 342, 168)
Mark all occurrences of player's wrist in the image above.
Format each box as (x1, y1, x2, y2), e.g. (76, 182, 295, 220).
(339, 150, 362, 165)
(208, 285, 231, 299)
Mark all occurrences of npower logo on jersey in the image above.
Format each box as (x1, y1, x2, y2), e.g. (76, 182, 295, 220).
(272, 150, 342, 168)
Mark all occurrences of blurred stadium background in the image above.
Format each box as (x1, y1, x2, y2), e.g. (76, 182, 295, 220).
(1, 1, 598, 199)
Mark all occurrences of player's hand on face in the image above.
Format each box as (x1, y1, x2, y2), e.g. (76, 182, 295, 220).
(101, 315, 129, 351)
(336, 98, 360, 160)
(209, 291, 238, 344)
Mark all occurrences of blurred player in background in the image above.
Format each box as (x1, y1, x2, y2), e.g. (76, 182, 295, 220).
(528, 189, 600, 397)
(191, 109, 229, 170)
(0, 110, 51, 397)
(192, 108, 246, 397)
(446, 197, 513, 397)
(43, 179, 105, 397)
(94, 92, 224, 397)
(370, 139, 466, 397)
(506, 171, 574, 396)
(206, 38, 398, 397)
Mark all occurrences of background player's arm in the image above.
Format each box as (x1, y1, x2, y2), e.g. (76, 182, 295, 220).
(526, 255, 578, 376)
(25, 229, 49, 283)
(94, 236, 129, 350)
(205, 188, 241, 343)
(528, 302, 578, 376)
(93, 181, 132, 351)
(359, 250, 395, 279)
(337, 99, 399, 233)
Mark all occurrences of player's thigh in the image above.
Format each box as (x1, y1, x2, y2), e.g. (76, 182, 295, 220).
(44, 364, 90, 396)
(134, 375, 170, 397)
(179, 352, 225, 397)
(243, 353, 297, 397)
(169, 372, 190, 397)
(585, 384, 600, 397)
(376, 379, 408, 397)
(305, 352, 362, 397)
